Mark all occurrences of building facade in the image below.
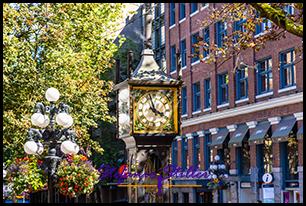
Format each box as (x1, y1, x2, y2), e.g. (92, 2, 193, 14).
(165, 3, 303, 203)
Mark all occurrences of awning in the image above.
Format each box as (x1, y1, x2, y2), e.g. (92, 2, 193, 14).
(210, 129, 229, 149)
(228, 124, 249, 148)
(297, 123, 303, 140)
(248, 121, 271, 146)
(271, 117, 296, 142)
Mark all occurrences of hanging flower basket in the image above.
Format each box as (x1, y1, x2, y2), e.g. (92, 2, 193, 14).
(6, 156, 48, 195)
(55, 154, 100, 198)
(207, 175, 229, 191)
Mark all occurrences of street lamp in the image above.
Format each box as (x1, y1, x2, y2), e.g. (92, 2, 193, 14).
(24, 88, 79, 203)
(208, 155, 229, 203)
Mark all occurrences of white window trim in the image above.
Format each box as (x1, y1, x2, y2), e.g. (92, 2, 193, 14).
(255, 91, 273, 99)
(278, 85, 296, 93)
(179, 18, 186, 24)
(203, 107, 211, 112)
(169, 24, 176, 30)
(201, 3, 209, 11)
(181, 114, 188, 118)
(217, 102, 229, 109)
(191, 59, 200, 66)
(170, 70, 177, 75)
(235, 97, 249, 104)
(190, 9, 199, 18)
(192, 110, 202, 115)
(181, 65, 187, 70)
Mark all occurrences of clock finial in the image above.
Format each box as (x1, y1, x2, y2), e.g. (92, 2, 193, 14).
(143, 5, 152, 49)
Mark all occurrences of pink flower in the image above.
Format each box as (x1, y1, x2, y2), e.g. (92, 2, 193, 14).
(29, 186, 32, 188)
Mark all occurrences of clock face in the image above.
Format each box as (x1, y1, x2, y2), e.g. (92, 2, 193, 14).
(133, 87, 178, 134)
(136, 91, 172, 129)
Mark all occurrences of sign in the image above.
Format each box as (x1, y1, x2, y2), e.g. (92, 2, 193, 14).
(119, 165, 128, 178)
(262, 184, 274, 203)
(262, 173, 273, 184)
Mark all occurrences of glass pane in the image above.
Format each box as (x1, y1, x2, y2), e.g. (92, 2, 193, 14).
(284, 67, 293, 86)
(240, 81, 246, 97)
(287, 136, 298, 180)
(268, 72, 273, 91)
(261, 74, 267, 92)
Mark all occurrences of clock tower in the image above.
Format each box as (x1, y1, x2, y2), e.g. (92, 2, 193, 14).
(113, 5, 184, 203)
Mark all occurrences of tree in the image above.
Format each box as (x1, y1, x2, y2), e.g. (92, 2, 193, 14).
(193, 3, 303, 71)
(3, 3, 124, 159)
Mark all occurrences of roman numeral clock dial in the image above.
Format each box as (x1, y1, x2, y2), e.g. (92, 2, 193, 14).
(133, 87, 178, 134)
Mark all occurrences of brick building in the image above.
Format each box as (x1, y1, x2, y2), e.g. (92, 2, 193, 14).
(164, 3, 303, 203)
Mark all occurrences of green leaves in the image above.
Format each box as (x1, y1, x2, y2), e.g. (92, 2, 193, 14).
(3, 3, 124, 156)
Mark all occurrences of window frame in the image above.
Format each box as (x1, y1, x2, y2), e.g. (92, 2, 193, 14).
(204, 78, 211, 109)
(217, 21, 227, 48)
(191, 3, 198, 14)
(180, 3, 185, 20)
(181, 39, 186, 67)
(170, 3, 175, 26)
(236, 67, 249, 100)
(182, 86, 187, 115)
(192, 32, 200, 63)
(203, 27, 210, 58)
(257, 57, 273, 95)
(193, 82, 201, 112)
(279, 49, 296, 89)
(171, 45, 176, 72)
(218, 73, 229, 105)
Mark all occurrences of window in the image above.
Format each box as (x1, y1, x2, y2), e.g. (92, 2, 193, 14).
(180, 3, 185, 20)
(282, 135, 298, 187)
(182, 86, 187, 115)
(170, 3, 175, 26)
(236, 67, 248, 100)
(218, 73, 229, 105)
(182, 137, 189, 170)
(205, 134, 212, 170)
(257, 138, 273, 175)
(192, 32, 199, 63)
(191, 3, 198, 14)
(234, 14, 247, 41)
(236, 143, 250, 175)
(217, 21, 227, 48)
(171, 45, 176, 72)
(203, 27, 210, 58)
(193, 82, 201, 112)
(204, 78, 211, 108)
(257, 57, 273, 94)
(202, 3, 208, 8)
(194, 135, 201, 170)
(181, 39, 186, 67)
(255, 12, 271, 35)
(280, 49, 296, 88)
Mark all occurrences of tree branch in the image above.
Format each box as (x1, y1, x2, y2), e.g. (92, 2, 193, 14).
(248, 3, 303, 38)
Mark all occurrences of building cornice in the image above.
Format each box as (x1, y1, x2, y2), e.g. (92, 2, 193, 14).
(182, 92, 303, 128)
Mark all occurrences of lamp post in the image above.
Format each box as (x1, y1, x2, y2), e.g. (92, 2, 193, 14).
(24, 88, 79, 203)
(208, 155, 228, 203)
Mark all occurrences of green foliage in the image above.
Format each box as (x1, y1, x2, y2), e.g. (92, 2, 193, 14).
(3, 3, 124, 157)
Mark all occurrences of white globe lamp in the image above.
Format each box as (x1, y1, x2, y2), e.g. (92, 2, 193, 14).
(45, 87, 60, 102)
(224, 174, 228, 179)
(38, 115, 50, 128)
(60, 140, 75, 154)
(62, 114, 73, 128)
(56, 113, 69, 126)
(214, 155, 220, 161)
(36, 142, 44, 155)
(31, 113, 44, 126)
(24, 141, 38, 155)
(213, 165, 218, 170)
(119, 89, 129, 102)
(212, 174, 217, 179)
(119, 113, 129, 126)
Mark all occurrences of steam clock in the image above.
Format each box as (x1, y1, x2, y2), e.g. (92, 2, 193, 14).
(113, 6, 183, 203)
